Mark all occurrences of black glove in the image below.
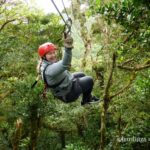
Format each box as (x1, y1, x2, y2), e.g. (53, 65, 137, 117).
(64, 34, 73, 49)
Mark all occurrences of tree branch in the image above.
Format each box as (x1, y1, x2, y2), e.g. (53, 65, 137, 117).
(121, 58, 134, 66)
(0, 0, 6, 6)
(117, 65, 134, 71)
(103, 53, 116, 99)
(135, 64, 150, 71)
(113, 60, 150, 99)
(110, 72, 136, 99)
(0, 19, 16, 32)
(123, 32, 134, 44)
(42, 121, 77, 133)
(118, 59, 150, 71)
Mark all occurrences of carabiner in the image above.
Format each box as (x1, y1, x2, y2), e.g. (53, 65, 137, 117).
(64, 17, 72, 38)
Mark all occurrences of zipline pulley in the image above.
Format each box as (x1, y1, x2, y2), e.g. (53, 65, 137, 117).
(64, 17, 72, 38)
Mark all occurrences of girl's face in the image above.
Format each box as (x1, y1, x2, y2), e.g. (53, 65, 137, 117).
(45, 51, 57, 63)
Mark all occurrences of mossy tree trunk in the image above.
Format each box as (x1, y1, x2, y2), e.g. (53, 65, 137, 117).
(100, 53, 116, 150)
(71, 0, 92, 70)
(29, 102, 40, 150)
(12, 118, 23, 150)
(59, 131, 66, 149)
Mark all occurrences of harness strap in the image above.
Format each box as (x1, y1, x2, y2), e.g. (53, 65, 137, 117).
(43, 64, 66, 88)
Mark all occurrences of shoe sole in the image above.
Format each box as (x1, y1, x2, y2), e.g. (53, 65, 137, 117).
(88, 100, 100, 104)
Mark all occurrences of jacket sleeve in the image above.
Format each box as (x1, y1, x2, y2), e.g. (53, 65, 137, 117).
(45, 48, 72, 76)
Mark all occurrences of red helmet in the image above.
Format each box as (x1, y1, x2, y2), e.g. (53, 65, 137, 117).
(38, 42, 56, 57)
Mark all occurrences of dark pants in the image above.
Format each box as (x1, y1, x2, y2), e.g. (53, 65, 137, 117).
(65, 72, 94, 104)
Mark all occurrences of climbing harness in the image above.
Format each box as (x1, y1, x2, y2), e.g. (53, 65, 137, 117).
(31, 59, 42, 89)
(51, 0, 72, 37)
(31, 76, 40, 89)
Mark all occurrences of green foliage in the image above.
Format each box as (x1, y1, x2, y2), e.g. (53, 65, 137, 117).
(0, 0, 65, 149)
(99, 0, 150, 52)
(0, 0, 150, 149)
(65, 142, 90, 150)
(87, 0, 150, 149)
(36, 130, 61, 150)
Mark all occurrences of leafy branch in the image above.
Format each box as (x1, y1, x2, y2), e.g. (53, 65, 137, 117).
(0, 0, 6, 6)
(103, 53, 116, 102)
(0, 19, 16, 32)
(109, 59, 150, 99)
(117, 59, 150, 71)
(110, 72, 136, 99)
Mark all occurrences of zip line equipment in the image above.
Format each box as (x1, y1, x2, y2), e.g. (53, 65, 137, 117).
(51, 0, 72, 37)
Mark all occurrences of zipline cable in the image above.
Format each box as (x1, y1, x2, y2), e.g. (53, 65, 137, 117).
(61, 0, 72, 35)
(62, 0, 69, 19)
(51, 0, 71, 30)
(51, 0, 72, 37)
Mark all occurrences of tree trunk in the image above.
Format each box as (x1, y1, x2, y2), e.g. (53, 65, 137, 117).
(29, 103, 40, 150)
(100, 99, 109, 150)
(59, 131, 66, 149)
(71, 0, 92, 70)
(100, 54, 116, 149)
(77, 123, 84, 137)
(12, 118, 23, 150)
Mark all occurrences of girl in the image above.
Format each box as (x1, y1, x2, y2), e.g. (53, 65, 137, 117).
(37, 35, 99, 105)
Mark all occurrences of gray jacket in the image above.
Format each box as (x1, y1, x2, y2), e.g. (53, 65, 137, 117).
(40, 48, 73, 97)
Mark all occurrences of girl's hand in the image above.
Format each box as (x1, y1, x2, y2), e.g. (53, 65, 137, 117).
(64, 35, 73, 49)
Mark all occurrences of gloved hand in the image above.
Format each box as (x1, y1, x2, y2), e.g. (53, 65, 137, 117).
(64, 34, 73, 49)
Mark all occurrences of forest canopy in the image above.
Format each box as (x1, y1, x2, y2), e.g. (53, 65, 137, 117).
(0, 0, 149, 150)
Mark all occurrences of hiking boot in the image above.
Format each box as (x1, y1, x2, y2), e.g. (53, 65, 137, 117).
(81, 96, 100, 105)
(88, 96, 100, 104)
